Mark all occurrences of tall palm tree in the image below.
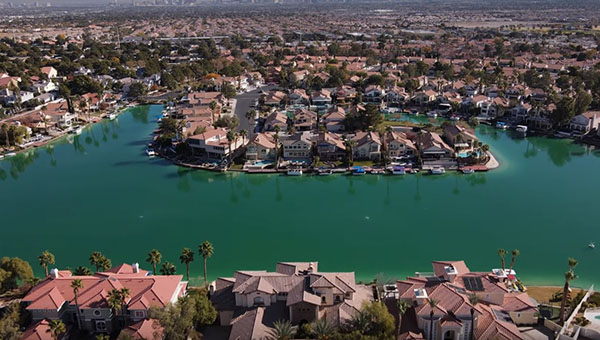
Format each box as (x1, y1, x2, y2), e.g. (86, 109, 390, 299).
(559, 258, 578, 323)
(266, 320, 297, 340)
(47, 320, 66, 340)
(199, 241, 214, 287)
(427, 298, 438, 340)
(89, 251, 104, 272)
(99, 257, 112, 272)
(509, 249, 520, 273)
(160, 261, 176, 275)
(38, 250, 55, 277)
(239, 129, 248, 145)
(1, 124, 10, 149)
(179, 248, 194, 281)
(71, 279, 84, 329)
(146, 249, 162, 275)
(119, 287, 130, 327)
(312, 319, 335, 340)
(469, 294, 480, 340)
(396, 300, 410, 337)
(273, 128, 280, 170)
(246, 109, 256, 138)
(344, 139, 356, 167)
(107, 289, 123, 329)
(497, 249, 507, 273)
(226, 130, 236, 164)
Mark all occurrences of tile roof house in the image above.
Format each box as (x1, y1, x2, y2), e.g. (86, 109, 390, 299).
(246, 132, 277, 161)
(569, 111, 600, 134)
(210, 262, 373, 340)
(315, 132, 346, 161)
(20, 319, 66, 340)
(120, 318, 164, 340)
(416, 131, 454, 159)
(352, 131, 382, 160)
(187, 127, 245, 160)
(22, 263, 187, 335)
(394, 261, 537, 340)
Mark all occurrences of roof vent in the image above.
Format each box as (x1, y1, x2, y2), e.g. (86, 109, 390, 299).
(132, 262, 140, 273)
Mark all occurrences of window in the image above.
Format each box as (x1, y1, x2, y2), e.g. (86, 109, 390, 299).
(93, 309, 102, 317)
(134, 311, 145, 318)
(321, 296, 326, 304)
(95, 320, 107, 331)
(253, 296, 264, 306)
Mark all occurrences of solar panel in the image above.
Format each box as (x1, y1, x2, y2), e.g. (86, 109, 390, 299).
(462, 277, 484, 291)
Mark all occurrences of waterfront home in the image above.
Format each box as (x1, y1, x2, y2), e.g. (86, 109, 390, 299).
(246, 132, 277, 161)
(120, 319, 164, 340)
(187, 127, 245, 160)
(385, 131, 417, 158)
(263, 111, 288, 131)
(479, 98, 509, 118)
(315, 131, 346, 161)
(352, 131, 382, 160)
(322, 107, 346, 132)
(510, 103, 532, 123)
(394, 261, 537, 340)
(20, 319, 65, 340)
(288, 89, 310, 106)
(22, 263, 186, 334)
(568, 111, 600, 134)
(210, 262, 373, 340)
(443, 125, 478, 149)
(281, 131, 312, 159)
(416, 131, 454, 160)
(42, 100, 77, 128)
(183, 91, 225, 106)
(413, 90, 438, 106)
(526, 105, 554, 131)
(386, 86, 410, 106)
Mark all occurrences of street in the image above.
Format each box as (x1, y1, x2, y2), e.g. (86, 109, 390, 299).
(233, 85, 278, 133)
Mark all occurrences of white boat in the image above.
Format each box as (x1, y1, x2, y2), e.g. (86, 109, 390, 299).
(70, 126, 83, 135)
(430, 166, 445, 175)
(516, 125, 528, 133)
(317, 168, 332, 176)
(495, 122, 508, 130)
(589, 242, 595, 249)
(461, 168, 475, 174)
(449, 115, 460, 121)
(391, 166, 406, 175)
(426, 111, 438, 118)
(106, 112, 117, 120)
(146, 148, 156, 157)
(6, 152, 17, 157)
(0, 155, 4, 160)
(287, 169, 302, 176)
(370, 168, 385, 175)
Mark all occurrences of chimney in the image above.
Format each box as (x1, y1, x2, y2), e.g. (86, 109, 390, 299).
(50, 268, 59, 279)
(132, 262, 140, 273)
(307, 262, 315, 273)
(209, 283, 215, 295)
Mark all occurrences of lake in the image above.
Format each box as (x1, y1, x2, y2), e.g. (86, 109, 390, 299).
(1, 104, 599, 288)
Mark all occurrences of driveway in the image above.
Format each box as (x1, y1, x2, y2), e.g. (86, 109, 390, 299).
(233, 85, 278, 133)
(519, 326, 555, 340)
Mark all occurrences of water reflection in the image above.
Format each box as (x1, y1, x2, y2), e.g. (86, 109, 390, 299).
(130, 105, 152, 124)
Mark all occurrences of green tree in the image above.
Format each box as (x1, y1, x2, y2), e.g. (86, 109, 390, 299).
(0, 302, 22, 340)
(127, 82, 147, 99)
(226, 130, 237, 163)
(497, 249, 507, 272)
(146, 249, 162, 275)
(551, 96, 575, 127)
(160, 261, 176, 275)
(199, 241, 214, 287)
(47, 320, 66, 340)
(354, 301, 395, 340)
(186, 289, 217, 328)
(74, 266, 93, 276)
(396, 300, 410, 337)
(559, 258, 578, 323)
(574, 89, 592, 115)
(99, 257, 112, 272)
(0, 257, 34, 293)
(267, 320, 297, 340)
(149, 295, 199, 340)
(38, 250, 55, 277)
(509, 249, 520, 273)
(89, 251, 105, 272)
(427, 299, 438, 340)
(469, 294, 480, 340)
(179, 248, 194, 281)
(221, 83, 237, 99)
(312, 319, 335, 340)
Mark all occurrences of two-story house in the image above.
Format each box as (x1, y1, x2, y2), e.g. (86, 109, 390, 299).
(353, 131, 382, 160)
(187, 127, 245, 160)
(281, 132, 312, 159)
(315, 132, 346, 161)
(246, 132, 277, 161)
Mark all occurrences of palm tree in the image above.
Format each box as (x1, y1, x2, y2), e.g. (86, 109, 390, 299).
(38, 250, 55, 277)
(427, 298, 438, 340)
(559, 258, 578, 323)
(40, 105, 48, 132)
(246, 109, 256, 138)
(226, 130, 236, 164)
(99, 257, 112, 272)
(47, 320, 66, 340)
(312, 319, 335, 340)
(343, 139, 356, 167)
(509, 249, 520, 273)
(396, 300, 410, 337)
(71, 279, 84, 329)
(239, 129, 248, 145)
(199, 241, 214, 287)
(95, 335, 110, 340)
(1, 124, 10, 149)
(107, 289, 122, 329)
(179, 248, 194, 281)
(497, 249, 507, 273)
(266, 320, 297, 340)
(89, 251, 104, 272)
(468, 294, 480, 340)
(146, 249, 162, 275)
(119, 287, 130, 327)
(273, 127, 280, 170)
(160, 261, 176, 275)
(74, 266, 92, 276)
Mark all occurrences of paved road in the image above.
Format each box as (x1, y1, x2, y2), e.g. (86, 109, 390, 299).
(233, 85, 278, 133)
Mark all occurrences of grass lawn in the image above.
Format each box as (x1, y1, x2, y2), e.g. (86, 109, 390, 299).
(352, 160, 377, 167)
(527, 286, 585, 304)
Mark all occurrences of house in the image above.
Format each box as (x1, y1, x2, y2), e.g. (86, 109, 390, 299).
(480, 98, 509, 118)
(210, 262, 373, 340)
(569, 111, 600, 134)
(385, 131, 417, 158)
(22, 263, 187, 335)
(416, 131, 454, 159)
(20, 319, 66, 340)
(394, 261, 537, 340)
(364, 85, 385, 103)
(288, 89, 310, 106)
(322, 107, 346, 132)
(281, 131, 312, 159)
(315, 132, 346, 161)
(264, 91, 286, 106)
(263, 111, 288, 131)
(353, 131, 382, 160)
(41, 100, 77, 128)
(41, 66, 58, 79)
(335, 86, 357, 106)
(443, 125, 478, 149)
(246, 132, 277, 161)
(311, 89, 332, 108)
(187, 127, 245, 160)
(119, 319, 164, 340)
(31, 80, 58, 94)
(386, 86, 410, 106)
(414, 90, 437, 106)
(292, 108, 317, 131)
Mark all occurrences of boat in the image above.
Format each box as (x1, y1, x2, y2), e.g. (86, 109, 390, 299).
(145, 148, 156, 157)
(449, 115, 460, 121)
(515, 125, 527, 137)
(106, 112, 117, 120)
(589, 242, 595, 249)
(351, 166, 366, 176)
(317, 168, 332, 176)
(69, 126, 83, 135)
(430, 166, 445, 175)
(370, 168, 385, 175)
(287, 168, 302, 176)
(391, 166, 406, 175)
(0, 155, 3, 160)
(495, 122, 508, 130)
(426, 111, 438, 118)
(461, 168, 475, 174)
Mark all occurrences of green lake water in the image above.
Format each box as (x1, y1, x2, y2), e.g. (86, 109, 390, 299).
(1, 104, 599, 287)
